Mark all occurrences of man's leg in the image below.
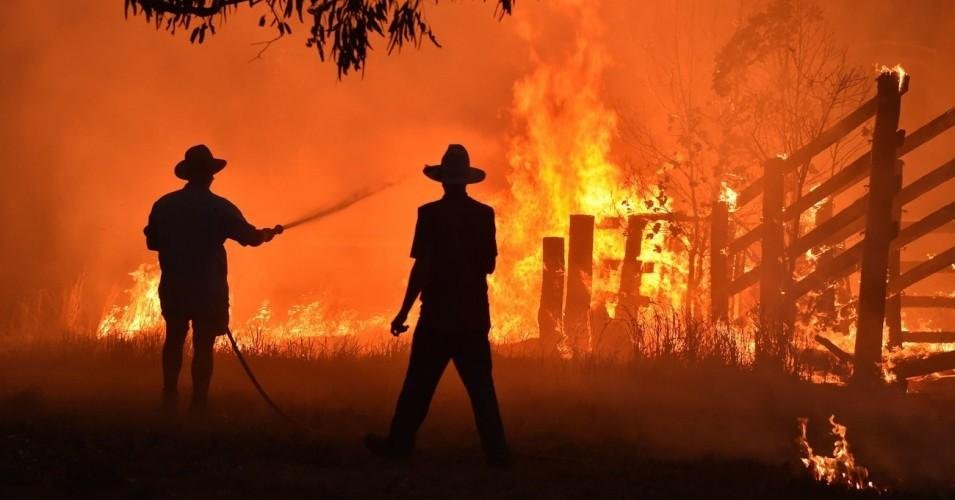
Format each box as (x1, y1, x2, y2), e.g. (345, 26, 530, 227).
(190, 322, 217, 411)
(387, 334, 451, 453)
(161, 317, 189, 408)
(452, 335, 509, 464)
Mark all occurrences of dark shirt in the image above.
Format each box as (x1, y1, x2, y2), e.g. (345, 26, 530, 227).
(411, 193, 497, 332)
(144, 183, 265, 319)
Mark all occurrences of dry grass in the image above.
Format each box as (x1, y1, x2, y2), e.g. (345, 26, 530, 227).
(1, 327, 954, 498)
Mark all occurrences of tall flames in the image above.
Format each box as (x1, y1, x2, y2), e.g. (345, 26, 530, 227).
(489, 0, 687, 342)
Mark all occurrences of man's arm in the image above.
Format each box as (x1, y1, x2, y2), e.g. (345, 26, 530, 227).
(484, 207, 497, 274)
(144, 204, 162, 251)
(392, 206, 429, 335)
(221, 200, 281, 246)
(391, 259, 426, 335)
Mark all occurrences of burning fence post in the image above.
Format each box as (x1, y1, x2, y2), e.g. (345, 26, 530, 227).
(730, 222, 746, 319)
(814, 198, 837, 323)
(538, 237, 565, 353)
(759, 157, 787, 366)
(853, 70, 906, 386)
(886, 160, 905, 349)
(710, 201, 730, 322)
(617, 216, 649, 317)
(565, 214, 595, 356)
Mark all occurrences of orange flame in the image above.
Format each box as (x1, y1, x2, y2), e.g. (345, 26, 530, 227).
(490, 1, 688, 345)
(797, 415, 876, 490)
(97, 263, 162, 338)
(97, 265, 386, 346)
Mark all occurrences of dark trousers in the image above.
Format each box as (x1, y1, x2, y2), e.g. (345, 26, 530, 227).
(388, 329, 508, 458)
(162, 317, 217, 405)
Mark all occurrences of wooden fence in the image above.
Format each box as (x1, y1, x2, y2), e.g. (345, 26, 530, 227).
(534, 70, 953, 383)
(709, 71, 955, 384)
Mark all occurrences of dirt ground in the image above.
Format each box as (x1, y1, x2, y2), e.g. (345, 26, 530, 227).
(1, 339, 953, 499)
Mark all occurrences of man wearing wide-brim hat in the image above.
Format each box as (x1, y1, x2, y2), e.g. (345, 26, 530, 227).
(365, 144, 510, 467)
(144, 144, 283, 415)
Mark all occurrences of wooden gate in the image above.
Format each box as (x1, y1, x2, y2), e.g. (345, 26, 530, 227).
(709, 70, 955, 384)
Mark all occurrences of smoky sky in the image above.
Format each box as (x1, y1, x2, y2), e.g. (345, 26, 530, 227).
(0, 0, 952, 327)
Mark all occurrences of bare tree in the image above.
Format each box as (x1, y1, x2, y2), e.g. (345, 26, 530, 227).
(713, 0, 870, 338)
(621, 0, 869, 323)
(124, 0, 513, 76)
(713, 0, 870, 233)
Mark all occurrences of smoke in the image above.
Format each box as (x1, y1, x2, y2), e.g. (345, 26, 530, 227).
(0, 0, 952, 330)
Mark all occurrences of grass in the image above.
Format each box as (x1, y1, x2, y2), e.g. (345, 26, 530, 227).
(2, 331, 955, 498)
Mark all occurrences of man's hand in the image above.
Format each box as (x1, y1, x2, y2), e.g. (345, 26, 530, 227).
(262, 225, 284, 243)
(390, 311, 410, 337)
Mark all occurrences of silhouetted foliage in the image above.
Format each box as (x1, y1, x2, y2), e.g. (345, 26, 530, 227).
(124, 0, 513, 76)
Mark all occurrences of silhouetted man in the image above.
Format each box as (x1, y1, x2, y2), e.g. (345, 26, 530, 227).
(144, 144, 282, 414)
(365, 144, 510, 466)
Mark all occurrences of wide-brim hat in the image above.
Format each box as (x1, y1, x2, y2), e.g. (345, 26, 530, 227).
(423, 144, 486, 184)
(175, 144, 227, 181)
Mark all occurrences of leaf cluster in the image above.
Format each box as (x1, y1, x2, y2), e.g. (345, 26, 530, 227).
(124, 0, 513, 77)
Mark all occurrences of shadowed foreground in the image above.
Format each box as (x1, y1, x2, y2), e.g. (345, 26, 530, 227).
(1, 338, 953, 499)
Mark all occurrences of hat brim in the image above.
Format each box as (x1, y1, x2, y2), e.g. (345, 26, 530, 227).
(175, 158, 227, 181)
(423, 165, 486, 184)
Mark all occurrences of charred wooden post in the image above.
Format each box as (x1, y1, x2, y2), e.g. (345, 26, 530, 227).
(889, 246, 955, 295)
(726, 217, 746, 318)
(904, 331, 955, 344)
(565, 215, 595, 356)
(814, 198, 837, 323)
(853, 71, 905, 387)
(710, 201, 730, 322)
(902, 295, 955, 308)
(617, 216, 649, 318)
(886, 160, 904, 348)
(893, 350, 955, 380)
(814, 335, 854, 365)
(538, 237, 565, 353)
(759, 157, 787, 365)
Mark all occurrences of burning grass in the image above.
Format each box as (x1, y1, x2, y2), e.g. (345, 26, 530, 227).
(798, 415, 875, 491)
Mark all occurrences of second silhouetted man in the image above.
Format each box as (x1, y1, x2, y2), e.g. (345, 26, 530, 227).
(365, 144, 510, 467)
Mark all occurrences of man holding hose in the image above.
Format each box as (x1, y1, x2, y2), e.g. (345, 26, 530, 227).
(144, 144, 282, 415)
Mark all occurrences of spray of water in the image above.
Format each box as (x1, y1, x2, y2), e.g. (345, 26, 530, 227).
(281, 180, 400, 231)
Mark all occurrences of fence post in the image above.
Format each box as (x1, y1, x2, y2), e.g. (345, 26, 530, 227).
(759, 157, 786, 366)
(886, 159, 905, 349)
(730, 222, 745, 319)
(566, 215, 595, 357)
(814, 198, 836, 324)
(617, 216, 649, 318)
(538, 236, 565, 354)
(853, 71, 905, 386)
(710, 201, 730, 322)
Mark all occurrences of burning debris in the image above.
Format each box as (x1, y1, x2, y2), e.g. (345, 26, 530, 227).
(797, 415, 876, 491)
